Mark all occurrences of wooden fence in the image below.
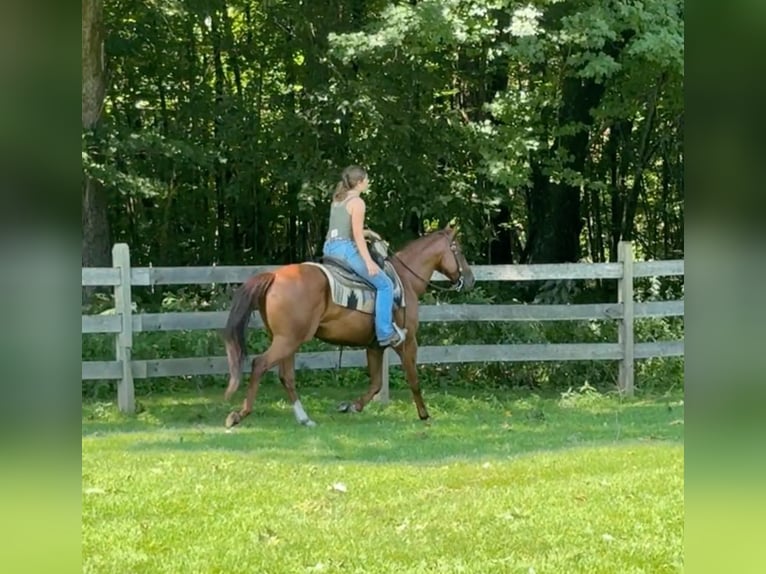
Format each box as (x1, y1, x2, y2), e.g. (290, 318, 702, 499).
(82, 241, 684, 412)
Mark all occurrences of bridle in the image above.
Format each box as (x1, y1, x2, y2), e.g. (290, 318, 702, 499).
(389, 236, 466, 292)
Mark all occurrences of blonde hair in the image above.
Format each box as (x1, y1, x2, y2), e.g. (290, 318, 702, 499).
(333, 165, 367, 202)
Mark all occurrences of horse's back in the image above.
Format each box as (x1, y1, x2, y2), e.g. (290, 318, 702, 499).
(265, 262, 331, 307)
(269, 262, 328, 290)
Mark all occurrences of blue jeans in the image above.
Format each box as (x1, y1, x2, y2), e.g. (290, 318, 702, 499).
(323, 239, 396, 342)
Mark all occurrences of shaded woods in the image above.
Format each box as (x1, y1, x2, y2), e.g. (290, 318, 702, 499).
(82, 0, 683, 270)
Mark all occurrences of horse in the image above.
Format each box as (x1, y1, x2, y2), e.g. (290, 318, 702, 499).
(221, 225, 475, 428)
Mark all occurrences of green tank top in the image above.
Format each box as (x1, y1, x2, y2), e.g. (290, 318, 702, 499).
(326, 197, 353, 241)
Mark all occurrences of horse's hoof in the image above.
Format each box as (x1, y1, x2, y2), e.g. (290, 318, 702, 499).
(337, 402, 351, 413)
(225, 411, 241, 428)
(302, 419, 317, 428)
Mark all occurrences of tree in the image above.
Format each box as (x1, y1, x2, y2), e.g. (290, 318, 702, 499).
(82, 0, 110, 268)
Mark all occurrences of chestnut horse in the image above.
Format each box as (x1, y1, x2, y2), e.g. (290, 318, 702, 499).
(222, 225, 475, 428)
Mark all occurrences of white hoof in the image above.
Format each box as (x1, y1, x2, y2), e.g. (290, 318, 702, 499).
(293, 400, 316, 427)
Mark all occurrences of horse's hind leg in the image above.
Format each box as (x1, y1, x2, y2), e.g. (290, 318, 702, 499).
(278, 355, 316, 427)
(225, 335, 298, 428)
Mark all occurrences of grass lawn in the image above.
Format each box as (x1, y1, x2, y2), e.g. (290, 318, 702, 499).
(82, 384, 684, 573)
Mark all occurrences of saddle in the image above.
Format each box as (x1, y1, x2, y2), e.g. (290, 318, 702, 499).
(305, 239, 405, 315)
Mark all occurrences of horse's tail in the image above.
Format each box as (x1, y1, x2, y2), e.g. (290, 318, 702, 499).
(222, 272, 276, 400)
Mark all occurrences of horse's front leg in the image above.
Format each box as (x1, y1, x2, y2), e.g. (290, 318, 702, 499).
(394, 339, 429, 420)
(338, 347, 384, 414)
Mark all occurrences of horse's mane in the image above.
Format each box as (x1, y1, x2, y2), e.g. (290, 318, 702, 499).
(396, 229, 450, 257)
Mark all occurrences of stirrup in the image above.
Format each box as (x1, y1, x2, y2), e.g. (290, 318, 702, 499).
(381, 324, 407, 348)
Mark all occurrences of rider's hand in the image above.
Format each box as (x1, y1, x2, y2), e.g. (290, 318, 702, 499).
(365, 258, 380, 276)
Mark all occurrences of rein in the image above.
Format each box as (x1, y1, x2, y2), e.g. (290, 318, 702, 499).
(386, 238, 465, 293)
(390, 253, 460, 292)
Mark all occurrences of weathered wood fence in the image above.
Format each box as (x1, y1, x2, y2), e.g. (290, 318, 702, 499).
(82, 241, 684, 412)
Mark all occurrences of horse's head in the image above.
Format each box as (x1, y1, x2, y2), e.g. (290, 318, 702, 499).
(437, 225, 475, 292)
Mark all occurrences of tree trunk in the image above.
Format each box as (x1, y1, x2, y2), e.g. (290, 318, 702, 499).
(212, 9, 224, 261)
(607, 120, 631, 261)
(488, 205, 516, 264)
(661, 148, 671, 258)
(590, 185, 605, 262)
(526, 76, 603, 263)
(526, 162, 582, 263)
(82, 0, 110, 269)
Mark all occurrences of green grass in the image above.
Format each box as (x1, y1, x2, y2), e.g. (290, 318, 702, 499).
(82, 385, 684, 573)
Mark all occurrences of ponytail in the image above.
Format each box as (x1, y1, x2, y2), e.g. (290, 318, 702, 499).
(332, 165, 367, 202)
(333, 178, 350, 202)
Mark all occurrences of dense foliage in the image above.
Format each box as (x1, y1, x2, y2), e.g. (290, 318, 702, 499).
(83, 0, 684, 268)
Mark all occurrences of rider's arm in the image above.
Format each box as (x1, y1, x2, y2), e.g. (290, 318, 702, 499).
(348, 198, 376, 266)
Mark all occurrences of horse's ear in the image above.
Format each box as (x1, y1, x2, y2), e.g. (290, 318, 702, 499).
(444, 219, 459, 237)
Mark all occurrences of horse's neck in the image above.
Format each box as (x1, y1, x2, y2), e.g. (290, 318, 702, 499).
(394, 240, 440, 297)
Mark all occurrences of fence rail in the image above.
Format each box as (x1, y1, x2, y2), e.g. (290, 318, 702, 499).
(82, 259, 683, 288)
(82, 242, 684, 412)
(81, 300, 684, 335)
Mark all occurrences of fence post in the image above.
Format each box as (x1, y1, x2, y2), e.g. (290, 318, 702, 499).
(617, 241, 635, 396)
(113, 243, 135, 413)
(374, 348, 390, 404)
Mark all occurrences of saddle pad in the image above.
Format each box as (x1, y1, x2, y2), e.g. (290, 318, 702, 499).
(304, 260, 404, 314)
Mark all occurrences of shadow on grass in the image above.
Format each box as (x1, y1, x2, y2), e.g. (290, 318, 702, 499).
(83, 386, 684, 464)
